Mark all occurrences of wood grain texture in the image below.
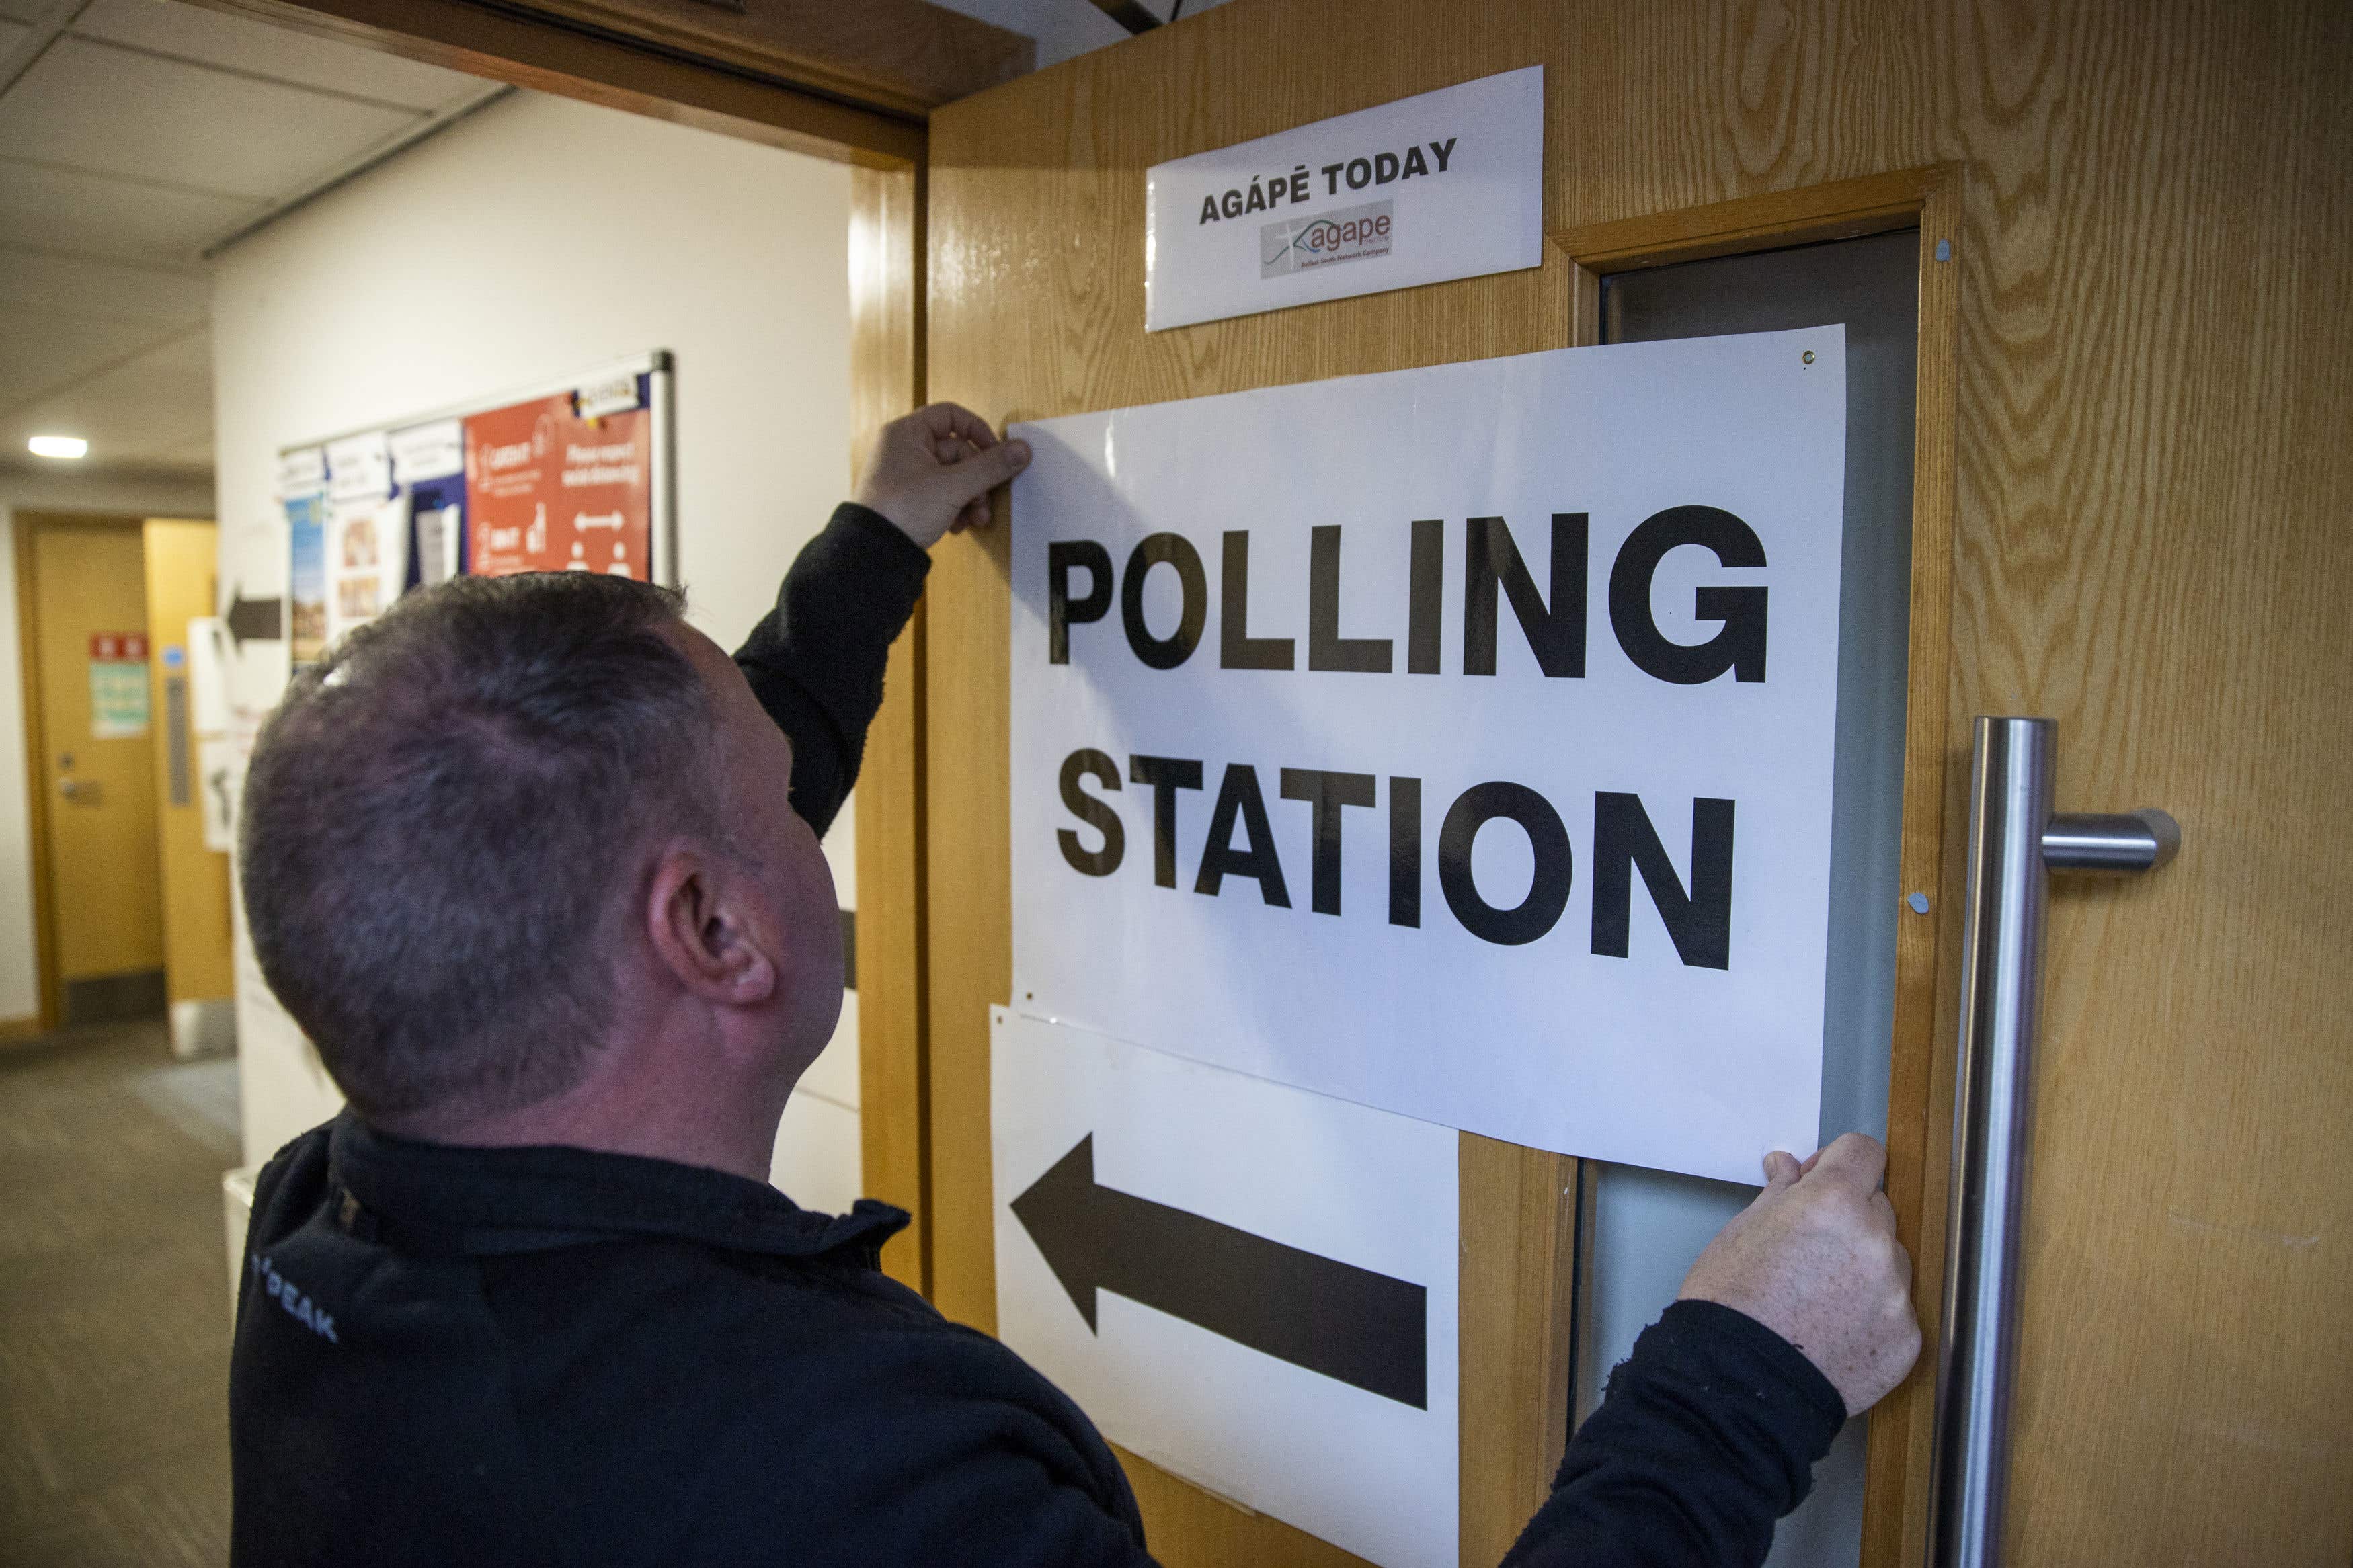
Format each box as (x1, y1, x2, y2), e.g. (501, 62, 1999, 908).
(13, 515, 63, 1032)
(1552, 165, 1966, 1568)
(928, 0, 2353, 1561)
(1458, 1136, 1578, 1568)
(850, 165, 930, 1293)
(918, 507, 1011, 1335)
(1111, 1442, 1370, 1568)
(180, 0, 926, 167)
(1879, 171, 1964, 1568)
(141, 520, 234, 1009)
(29, 521, 164, 984)
(495, 0, 1032, 118)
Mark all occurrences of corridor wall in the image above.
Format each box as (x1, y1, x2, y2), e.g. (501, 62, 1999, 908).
(211, 89, 860, 1206)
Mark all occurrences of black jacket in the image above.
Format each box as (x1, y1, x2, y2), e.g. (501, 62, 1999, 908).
(230, 503, 1846, 1567)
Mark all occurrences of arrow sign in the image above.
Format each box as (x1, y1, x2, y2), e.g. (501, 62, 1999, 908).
(224, 587, 282, 651)
(1010, 1133, 1427, 1408)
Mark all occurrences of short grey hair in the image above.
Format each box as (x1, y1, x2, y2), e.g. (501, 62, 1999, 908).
(241, 572, 729, 1127)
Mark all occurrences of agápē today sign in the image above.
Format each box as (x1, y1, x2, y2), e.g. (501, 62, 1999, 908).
(1008, 329, 1848, 1182)
(1144, 66, 1543, 331)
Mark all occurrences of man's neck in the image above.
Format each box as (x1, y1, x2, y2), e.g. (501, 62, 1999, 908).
(409, 1043, 793, 1184)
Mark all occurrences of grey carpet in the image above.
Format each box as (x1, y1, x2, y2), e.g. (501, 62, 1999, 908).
(0, 1021, 239, 1567)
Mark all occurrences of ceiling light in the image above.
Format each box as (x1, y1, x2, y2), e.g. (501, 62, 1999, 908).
(28, 436, 88, 460)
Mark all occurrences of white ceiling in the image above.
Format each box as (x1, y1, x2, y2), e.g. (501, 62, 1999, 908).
(0, 0, 503, 480)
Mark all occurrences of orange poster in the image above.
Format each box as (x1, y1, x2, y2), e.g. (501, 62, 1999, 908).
(464, 389, 653, 580)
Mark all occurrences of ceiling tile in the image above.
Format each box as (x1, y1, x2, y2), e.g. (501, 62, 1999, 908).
(0, 243, 206, 323)
(1, 325, 212, 467)
(0, 0, 38, 26)
(0, 17, 28, 50)
(0, 304, 184, 411)
(71, 0, 493, 113)
(0, 37, 425, 201)
(0, 159, 261, 261)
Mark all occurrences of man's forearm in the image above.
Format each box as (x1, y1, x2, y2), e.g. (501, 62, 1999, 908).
(1501, 1301, 1847, 1568)
(734, 503, 930, 837)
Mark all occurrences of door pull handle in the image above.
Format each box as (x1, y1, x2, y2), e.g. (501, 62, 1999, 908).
(1927, 717, 2179, 1568)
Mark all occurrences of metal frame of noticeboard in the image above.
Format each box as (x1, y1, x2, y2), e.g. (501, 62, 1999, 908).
(276, 350, 676, 661)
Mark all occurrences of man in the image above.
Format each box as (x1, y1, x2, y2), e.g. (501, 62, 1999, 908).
(231, 403, 1919, 1567)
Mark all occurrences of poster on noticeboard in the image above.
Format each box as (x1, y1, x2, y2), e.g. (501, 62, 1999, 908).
(463, 374, 656, 582)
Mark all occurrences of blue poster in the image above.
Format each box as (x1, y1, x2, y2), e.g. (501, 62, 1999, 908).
(286, 491, 327, 665)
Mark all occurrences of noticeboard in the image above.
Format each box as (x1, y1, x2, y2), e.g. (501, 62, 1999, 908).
(278, 354, 674, 665)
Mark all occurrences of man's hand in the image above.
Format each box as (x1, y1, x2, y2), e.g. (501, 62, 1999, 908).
(854, 402, 1031, 550)
(1677, 1132, 1921, 1415)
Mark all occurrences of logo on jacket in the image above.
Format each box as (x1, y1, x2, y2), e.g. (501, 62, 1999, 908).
(250, 1253, 340, 1343)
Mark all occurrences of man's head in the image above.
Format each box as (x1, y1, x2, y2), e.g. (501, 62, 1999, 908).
(241, 572, 840, 1140)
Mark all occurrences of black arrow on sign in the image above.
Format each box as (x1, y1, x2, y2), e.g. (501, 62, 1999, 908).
(224, 586, 282, 651)
(1010, 1134, 1427, 1409)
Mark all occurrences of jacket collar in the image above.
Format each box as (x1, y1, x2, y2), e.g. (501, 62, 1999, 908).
(326, 1111, 908, 1265)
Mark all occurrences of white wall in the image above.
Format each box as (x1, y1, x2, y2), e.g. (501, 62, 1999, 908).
(212, 90, 866, 1212)
(0, 468, 216, 1024)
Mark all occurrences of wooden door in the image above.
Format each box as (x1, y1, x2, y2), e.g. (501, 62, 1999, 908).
(922, 3, 2351, 1566)
(24, 517, 167, 1018)
(143, 519, 235, 1012)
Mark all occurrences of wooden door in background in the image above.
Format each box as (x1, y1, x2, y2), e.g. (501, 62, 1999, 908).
(25, 516, 165, 1022)
(919, 3, 2352, 1566)
(143, 519, 235, 1031)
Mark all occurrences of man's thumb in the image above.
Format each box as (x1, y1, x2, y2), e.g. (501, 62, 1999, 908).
(978, 438, 1031, 487)
(1761, 1149, 1802, 1189)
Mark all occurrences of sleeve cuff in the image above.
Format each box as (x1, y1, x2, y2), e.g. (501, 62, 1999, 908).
(832, 501, 934, 579)
(1649, 1298, 1849, 1455)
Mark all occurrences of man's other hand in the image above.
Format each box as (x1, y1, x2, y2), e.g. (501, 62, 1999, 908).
(854, 402, 1031, 550)
(1677, 1132, 1921, 1415)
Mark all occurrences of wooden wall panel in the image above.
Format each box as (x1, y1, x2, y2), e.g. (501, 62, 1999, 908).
(849, 165, 930, 1292)
(928, 0, 2353, 1563)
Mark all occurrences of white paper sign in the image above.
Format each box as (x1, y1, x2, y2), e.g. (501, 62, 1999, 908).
(325, 431, 391, 503)
(185, 616, 231, 736)
(1145, 66, 1542, 332)
(992, 1009, 1458, 1568)
(1008, 329, 1847, 1183)
(200, 735, 243, 854)
(388, 418, 464, 485)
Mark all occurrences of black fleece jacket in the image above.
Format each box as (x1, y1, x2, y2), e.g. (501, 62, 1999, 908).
(229, 504, 1845, 1567)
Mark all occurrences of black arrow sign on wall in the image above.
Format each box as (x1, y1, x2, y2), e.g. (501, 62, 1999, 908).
(224, 587, 282, 651)
(1010, 1134, 1427, 1409)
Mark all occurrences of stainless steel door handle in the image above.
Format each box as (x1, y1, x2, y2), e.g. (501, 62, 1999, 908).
(1927, 718, 2179, 1568)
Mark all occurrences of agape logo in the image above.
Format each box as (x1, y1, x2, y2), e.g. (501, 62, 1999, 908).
(1262, 200, 1394, 278)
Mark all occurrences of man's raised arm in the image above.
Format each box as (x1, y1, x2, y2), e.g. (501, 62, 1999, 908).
(735, 403, 1030, 835)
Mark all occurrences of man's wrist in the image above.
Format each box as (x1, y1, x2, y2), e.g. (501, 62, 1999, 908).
(834, 501, 933, 572)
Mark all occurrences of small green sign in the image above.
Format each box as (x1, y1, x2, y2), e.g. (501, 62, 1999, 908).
(90, 659, 149, 740)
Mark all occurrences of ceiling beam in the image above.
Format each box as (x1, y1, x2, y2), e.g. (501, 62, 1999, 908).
(0, 0, 95, 97)
(201, 81, 513, 257)
(168, 0, 1035, 169)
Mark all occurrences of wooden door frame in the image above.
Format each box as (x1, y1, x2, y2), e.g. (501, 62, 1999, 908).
(11, 510, 153, 1041)
(1553, 164, 1966, 1568)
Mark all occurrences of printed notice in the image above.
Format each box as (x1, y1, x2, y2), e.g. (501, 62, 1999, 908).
(465, 387, 654, 581)
(1145, 67, 1542, 331)
(994, 1009, 1458, 1568)
(1008, 330, 1848, 1183)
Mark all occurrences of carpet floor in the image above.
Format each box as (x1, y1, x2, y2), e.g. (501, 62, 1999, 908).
(0, 1022, 241, 1567)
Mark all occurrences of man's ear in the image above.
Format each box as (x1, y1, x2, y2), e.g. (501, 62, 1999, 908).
(645, 843, 779, 1007)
